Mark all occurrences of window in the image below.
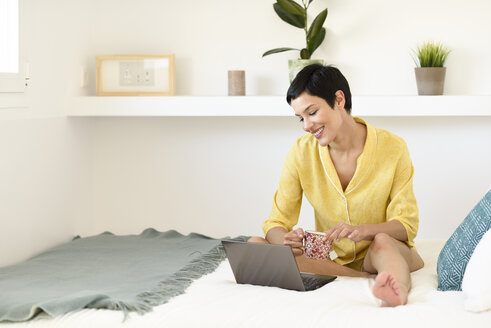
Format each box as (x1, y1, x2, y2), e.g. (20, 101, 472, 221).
(0, 0, 25, 93)
(0, 0, 18, 73)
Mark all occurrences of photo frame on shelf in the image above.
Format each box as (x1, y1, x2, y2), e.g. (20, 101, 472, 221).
(96, 54, 175, 96)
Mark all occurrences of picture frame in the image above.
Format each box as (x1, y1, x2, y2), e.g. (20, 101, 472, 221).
(96, 54, 175, 96)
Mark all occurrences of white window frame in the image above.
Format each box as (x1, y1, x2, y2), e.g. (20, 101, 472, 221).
(0, 0, 26, 94)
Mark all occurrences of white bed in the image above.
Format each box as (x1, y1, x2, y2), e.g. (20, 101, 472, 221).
(1, 240, 489, 328)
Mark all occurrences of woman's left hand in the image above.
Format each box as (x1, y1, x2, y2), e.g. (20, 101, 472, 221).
(323, 222, 366, 244)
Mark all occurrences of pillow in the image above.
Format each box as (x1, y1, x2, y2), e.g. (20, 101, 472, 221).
(462, 229, 491, 312)
(437, 189, 491, 291)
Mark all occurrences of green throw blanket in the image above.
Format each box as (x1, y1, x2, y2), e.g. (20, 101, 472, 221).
(0, 228, 247, 322)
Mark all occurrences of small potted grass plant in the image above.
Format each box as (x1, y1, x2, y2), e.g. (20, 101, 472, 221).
(412, 41, 451, 95)
(262, 0, 328, 82)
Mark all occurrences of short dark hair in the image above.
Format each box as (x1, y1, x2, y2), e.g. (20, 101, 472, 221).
(286, 64, 352, 113)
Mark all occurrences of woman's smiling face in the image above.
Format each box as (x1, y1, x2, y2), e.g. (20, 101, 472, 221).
(291, 91, 345, 147)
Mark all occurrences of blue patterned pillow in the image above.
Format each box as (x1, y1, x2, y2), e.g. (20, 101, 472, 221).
(437, 189, 491, 291)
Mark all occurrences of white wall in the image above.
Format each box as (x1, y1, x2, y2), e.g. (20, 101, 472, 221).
(83, 0, 491, 97)
(0, 0, 490, 266)
(90, 116, 491, 241)
(0, 118, 92, 266)
(85, 0, 491, 240)
(0, 0, 93, 267)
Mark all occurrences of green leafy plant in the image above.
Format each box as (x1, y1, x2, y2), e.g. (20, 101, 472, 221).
(262, 0, 328, 59)
(412, 41, 451, 67)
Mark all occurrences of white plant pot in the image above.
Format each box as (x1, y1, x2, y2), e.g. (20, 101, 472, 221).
(288, 59, 325, 83)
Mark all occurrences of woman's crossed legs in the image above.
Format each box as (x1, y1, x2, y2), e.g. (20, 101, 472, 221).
(249, 233, 424, 306)
(363, 232, 424, 306)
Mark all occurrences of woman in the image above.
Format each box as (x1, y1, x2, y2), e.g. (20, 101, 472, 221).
(249, 64, 424, 307)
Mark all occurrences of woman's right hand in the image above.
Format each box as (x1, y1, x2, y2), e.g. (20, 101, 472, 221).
(283, 228, 305, 256)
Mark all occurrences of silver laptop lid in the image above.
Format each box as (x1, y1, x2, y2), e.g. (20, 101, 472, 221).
(221, 240, 306, 291)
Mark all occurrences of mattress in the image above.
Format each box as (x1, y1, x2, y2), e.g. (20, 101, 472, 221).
(1, 240, 490, 328)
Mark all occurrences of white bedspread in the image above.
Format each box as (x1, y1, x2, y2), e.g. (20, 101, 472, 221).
(1, 240, 490, 328)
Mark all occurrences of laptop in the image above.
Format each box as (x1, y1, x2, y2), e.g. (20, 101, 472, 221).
(221, 240, 336, 291)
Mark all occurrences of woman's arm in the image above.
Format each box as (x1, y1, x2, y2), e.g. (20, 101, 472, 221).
(323, 220, 408, 245)
(263, 142, 304, 243)
(361, 220, 408, 241)
(265, 226, 289, 244)
(266, 226, 305, 256)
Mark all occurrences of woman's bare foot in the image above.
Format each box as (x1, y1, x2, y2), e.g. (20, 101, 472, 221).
(372, 272, 408, 307)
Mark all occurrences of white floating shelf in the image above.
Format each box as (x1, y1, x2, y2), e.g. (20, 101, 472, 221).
(67, 96, 491, 117)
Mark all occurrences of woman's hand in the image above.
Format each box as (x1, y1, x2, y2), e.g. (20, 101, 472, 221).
(324, 222, 366, 245)
(283, 228, 305, 256)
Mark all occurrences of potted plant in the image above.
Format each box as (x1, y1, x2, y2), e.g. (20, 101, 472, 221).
(262, 0, 328, 82)
(412, 41, 451, 95)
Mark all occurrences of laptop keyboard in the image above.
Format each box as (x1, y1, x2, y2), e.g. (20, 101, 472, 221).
(301, 274, 330, 291)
